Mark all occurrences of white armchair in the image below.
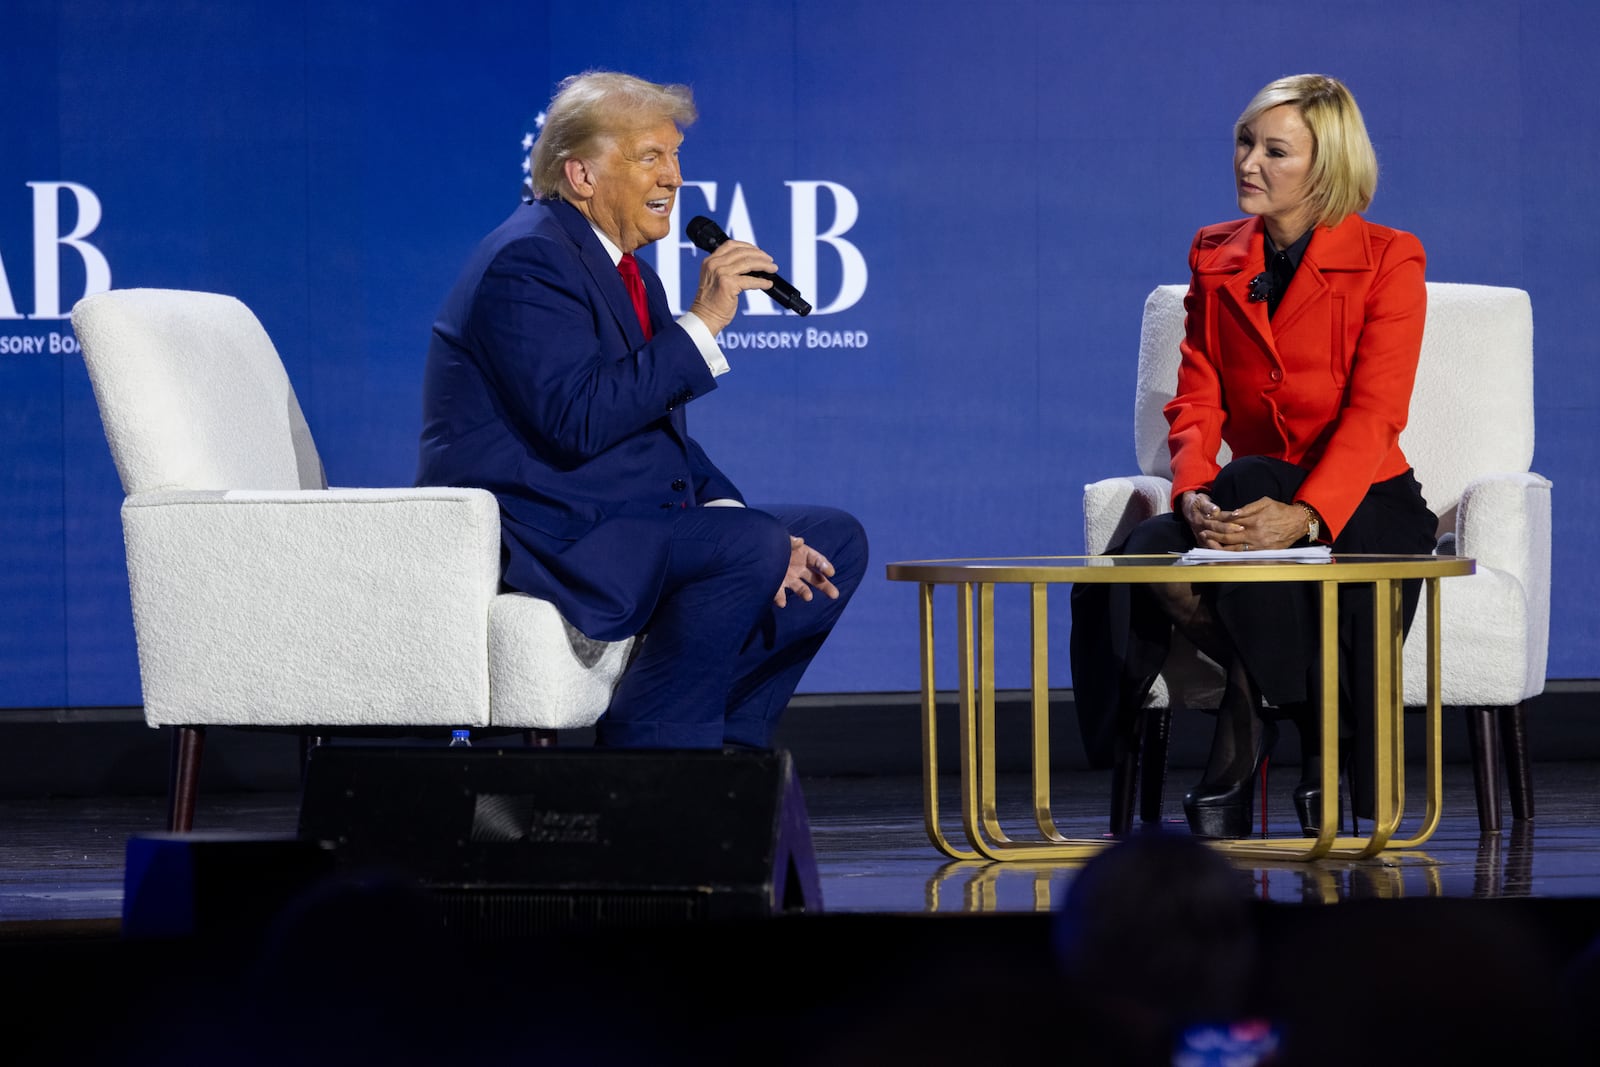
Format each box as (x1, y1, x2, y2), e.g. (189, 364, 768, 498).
(1082, 283, 1550, 833)
(72, 288, 634, 831)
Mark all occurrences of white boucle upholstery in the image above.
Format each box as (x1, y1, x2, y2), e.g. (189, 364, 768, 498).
(1083, 282, 1551, 712)
(122, 488, 501, 727)
(73, 288, 632, 733)
(489, 594, 637, 728)
(74, 288, 325, 494)
(1400, 470, 1551, 705)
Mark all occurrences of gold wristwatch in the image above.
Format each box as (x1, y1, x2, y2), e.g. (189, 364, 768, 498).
(1297, 502, 1321, 543)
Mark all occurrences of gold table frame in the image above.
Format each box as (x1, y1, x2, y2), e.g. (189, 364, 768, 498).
(883, 554, 1474, 863)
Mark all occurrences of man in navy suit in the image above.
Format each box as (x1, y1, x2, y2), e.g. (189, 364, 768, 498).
(417, 71, 867, 748)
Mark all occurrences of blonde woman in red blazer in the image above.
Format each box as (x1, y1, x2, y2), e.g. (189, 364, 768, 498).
(1073, 75, 1438, 839)
(1168, 212, 1427, 535)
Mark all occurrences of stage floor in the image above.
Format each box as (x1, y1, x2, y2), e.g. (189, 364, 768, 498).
(5, 761, 1600, 1066)
(5, 759, 1600, 926)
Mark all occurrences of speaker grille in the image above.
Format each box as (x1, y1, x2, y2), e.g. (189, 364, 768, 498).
(433, 887, 706, 937)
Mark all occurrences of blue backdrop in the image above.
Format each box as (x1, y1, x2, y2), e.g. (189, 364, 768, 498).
(3, 0, 1595, 706)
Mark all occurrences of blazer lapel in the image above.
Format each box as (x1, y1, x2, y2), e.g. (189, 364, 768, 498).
(1272, 215, 1371, 336)
(550, 201, 690, 446)
(550, 199, 648, 349)
(1198, 218, 1274, 354)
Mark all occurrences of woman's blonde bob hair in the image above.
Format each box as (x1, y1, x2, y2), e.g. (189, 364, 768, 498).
(1236, 74, 1377, 227)
(528, 71, 697, 200)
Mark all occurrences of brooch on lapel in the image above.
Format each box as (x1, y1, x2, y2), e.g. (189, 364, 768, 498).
(1248, 272, 1273, 303)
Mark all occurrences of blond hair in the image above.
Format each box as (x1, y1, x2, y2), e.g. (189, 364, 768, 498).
(528, 71, 696, 200)
(1236, 74, 1377, 227)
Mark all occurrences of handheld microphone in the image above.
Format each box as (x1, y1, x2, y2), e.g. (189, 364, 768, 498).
(685, 215, 812, 316)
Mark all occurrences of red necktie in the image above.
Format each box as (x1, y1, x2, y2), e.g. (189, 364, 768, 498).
(617, 253, 653, 340)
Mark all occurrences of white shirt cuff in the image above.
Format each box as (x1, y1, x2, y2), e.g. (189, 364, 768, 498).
(702, 498, 744, 508)
(678, 312, 730, 377)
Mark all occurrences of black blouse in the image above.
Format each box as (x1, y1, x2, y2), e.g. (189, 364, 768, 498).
(1261, 227, 1314, 318)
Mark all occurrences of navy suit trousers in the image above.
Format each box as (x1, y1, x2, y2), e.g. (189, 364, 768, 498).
(594, 504, 868, 748)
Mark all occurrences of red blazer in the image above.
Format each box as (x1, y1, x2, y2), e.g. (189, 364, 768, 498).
(1165, 214, 1427, 538)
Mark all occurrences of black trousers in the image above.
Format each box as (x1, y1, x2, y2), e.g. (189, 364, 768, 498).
(1070, 456, 1437, 809)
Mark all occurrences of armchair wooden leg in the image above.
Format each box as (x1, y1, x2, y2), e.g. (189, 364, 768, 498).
(1499, 704, 1534, 822)
(1138, 707, 1171, 825)
(299, 734, 327, 783)
(527, 729, 558, 748)
(167, 725, 206, 832)
(1465, 706, 1502, 833)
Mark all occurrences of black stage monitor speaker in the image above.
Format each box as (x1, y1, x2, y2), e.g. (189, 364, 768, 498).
(297, 745, 821, 934)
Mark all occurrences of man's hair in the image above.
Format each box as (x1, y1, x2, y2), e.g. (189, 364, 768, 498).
(1235, 73, 1378, 228)
(528, 71, 697, 200)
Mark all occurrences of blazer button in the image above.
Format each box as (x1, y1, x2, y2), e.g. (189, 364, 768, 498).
(1269, 369, 1282, 382)
(672, 478, 687, 491)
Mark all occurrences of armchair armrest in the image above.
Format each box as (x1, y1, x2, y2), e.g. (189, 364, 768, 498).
(1402, 473, 1551, 706)
(120, 487, 503, 727)
(1452, 472, 1552, 585)
(1453, 471, 1552, 689)
(1082, 475, 1173, 554)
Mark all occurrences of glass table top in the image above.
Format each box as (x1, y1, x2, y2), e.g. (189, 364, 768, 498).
(885, 553, 1475, 583)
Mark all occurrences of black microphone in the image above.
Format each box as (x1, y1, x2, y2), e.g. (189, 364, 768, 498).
(685, 215, 812, 316)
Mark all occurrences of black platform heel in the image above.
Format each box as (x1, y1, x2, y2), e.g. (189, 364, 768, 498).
(1293, 765, 1342, 837)
(1289, 707, 1349, 836)
(1183, 720, 1278, 839)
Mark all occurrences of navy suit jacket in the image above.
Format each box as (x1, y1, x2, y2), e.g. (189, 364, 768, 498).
(417, 198, 742, 641)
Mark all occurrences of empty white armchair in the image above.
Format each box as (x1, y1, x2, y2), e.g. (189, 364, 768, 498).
(73, 288, 633, 830)
(1081, 282, 1550, 832)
